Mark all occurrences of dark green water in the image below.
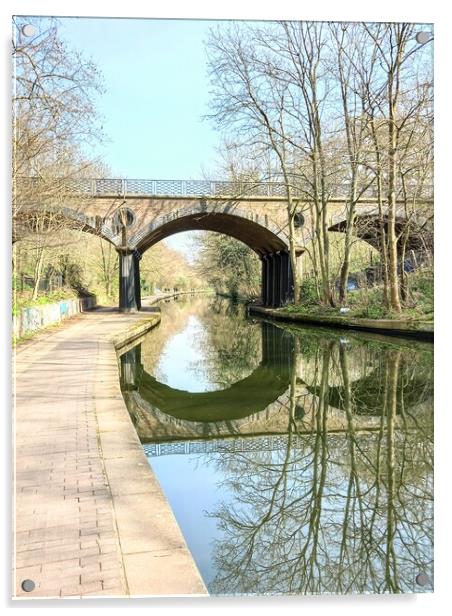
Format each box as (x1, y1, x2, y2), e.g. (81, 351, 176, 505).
(119, 295, 433, 596)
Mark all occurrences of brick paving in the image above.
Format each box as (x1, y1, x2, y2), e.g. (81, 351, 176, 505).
(14, 310, 128, 598)
(13, 306, 207, 599)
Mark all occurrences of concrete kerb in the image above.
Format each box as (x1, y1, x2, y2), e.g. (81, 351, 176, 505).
(249, 305, 434, 342)
(95, 313, 208, 597)
(111, 314, 161, 353)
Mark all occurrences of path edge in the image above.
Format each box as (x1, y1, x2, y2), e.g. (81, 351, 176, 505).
(94, 313, 209, 598)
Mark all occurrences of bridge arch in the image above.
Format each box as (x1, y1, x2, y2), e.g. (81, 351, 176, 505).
(15, 178, 433, 311)
(129, 202, 290, 256)
(14, 204, 119, 247)
(328, 205, 433, 253)
(122, 201, 295, 312)
(16, 200, 295, 312)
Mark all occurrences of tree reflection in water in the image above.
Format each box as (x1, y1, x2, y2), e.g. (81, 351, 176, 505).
(121, 297, 433, 596)
(201, 337, 433, 595)
(139, 296, 263, 389)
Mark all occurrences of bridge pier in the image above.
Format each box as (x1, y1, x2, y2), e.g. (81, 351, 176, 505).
(118, 249, 142, 312)
(120, 344, 142, 389)
(262, 251, 293, 308)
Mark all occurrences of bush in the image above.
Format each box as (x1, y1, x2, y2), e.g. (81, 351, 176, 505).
(407, 268, 433, 315)
(299, 278, 319, 306)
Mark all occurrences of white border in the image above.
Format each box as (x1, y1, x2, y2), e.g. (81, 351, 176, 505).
(2, 1, 450, 614)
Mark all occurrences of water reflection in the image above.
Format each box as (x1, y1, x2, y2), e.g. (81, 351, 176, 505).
(121, 319, 292, 424)
(136, 296, 263, 389)
(119, 296, 433, 595)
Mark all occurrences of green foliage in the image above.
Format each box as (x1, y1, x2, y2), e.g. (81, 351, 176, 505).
(301, 233, 380, 280)
(284, 261, 433, 322)
(347, 288, 388, 319)
(196, 232, 261, 300)
(411, 269, 433, 299)
(140, 240, 205, 295)
(12, 274, 33, 292)
(406, 267, 434, 316)
(351, 304, 386, 319)
(299, 277, 319, 306)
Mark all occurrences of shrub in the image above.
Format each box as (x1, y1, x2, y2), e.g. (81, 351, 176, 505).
(299, 278, 319, 306)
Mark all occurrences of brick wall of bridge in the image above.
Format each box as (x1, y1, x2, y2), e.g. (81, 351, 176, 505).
(77, 195, 362, 255)
(75, 194, 432, 255)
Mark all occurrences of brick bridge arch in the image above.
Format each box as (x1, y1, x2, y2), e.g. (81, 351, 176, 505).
(16, 198, 295, 312)
(16, 178, 433, 311)
(117, 200, 295, 312)
(328, 205, 433, 253)
(14, 204, 119, 246)
(128, 202, 290, 256)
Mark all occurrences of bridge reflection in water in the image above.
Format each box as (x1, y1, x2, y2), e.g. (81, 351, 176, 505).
(118, 297, 433, 596)
(120, 321, 293, 425)
(144, 435, 306, 457)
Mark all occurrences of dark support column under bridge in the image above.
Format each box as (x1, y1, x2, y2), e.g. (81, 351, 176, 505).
(118, 249, 142, 312)
(261, 251, 293, 308)
(120, 344, 143, 390)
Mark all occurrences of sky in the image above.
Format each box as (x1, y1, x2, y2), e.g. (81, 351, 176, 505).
(57, 17, 224, 255)
(59, 16, 220, 178)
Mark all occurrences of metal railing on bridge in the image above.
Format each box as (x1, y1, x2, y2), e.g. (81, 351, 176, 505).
(16, 177, 434, 199)
(18, 177, 289, 197)
(77, 178, 293, 197)
(143, 436, 298, 457)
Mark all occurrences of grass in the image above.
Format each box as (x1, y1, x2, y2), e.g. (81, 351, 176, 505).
(285, 268, 433, 322)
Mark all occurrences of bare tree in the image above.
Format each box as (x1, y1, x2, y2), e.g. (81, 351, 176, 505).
(328, 24, 377, 303)
(361, 23, 432, 312)
(275, 21, 337, 306)
(207, 23, 302, 301)
(12, 16, 105, 297)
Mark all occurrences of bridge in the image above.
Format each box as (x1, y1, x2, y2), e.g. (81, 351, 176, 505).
(16, 177, 433, 311)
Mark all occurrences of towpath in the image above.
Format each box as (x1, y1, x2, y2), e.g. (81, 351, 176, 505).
(13, 302, 207, 599)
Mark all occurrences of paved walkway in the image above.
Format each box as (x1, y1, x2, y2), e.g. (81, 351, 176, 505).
(13, 305, 207, 599)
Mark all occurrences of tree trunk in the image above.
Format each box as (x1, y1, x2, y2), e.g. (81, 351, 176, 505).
(32, 247, 45, 300)
(320, 204, 335, 306)
(399, 225, 410, 303)
(338, 206, 356, 304)
(387, 168, 402, 312)
(386, 45, 402, 313)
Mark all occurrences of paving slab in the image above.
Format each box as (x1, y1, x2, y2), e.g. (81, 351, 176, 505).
(13, 304, 208, 599)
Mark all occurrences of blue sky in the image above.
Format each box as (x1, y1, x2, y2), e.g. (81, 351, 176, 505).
(59, 16, 220, 179)
(58, 16, 224, 254)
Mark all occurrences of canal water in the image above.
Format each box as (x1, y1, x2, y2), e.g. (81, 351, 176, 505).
(119, 295, 433, 596)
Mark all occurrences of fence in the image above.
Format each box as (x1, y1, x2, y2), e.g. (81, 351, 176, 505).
(16, 177, 435, 199)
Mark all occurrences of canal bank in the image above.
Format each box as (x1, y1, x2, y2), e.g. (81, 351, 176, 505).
(13, 301, 208, 598)
(248, 305, 434, 341)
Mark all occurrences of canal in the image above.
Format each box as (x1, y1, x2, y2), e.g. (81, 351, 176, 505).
(118, 294, 433, 596)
